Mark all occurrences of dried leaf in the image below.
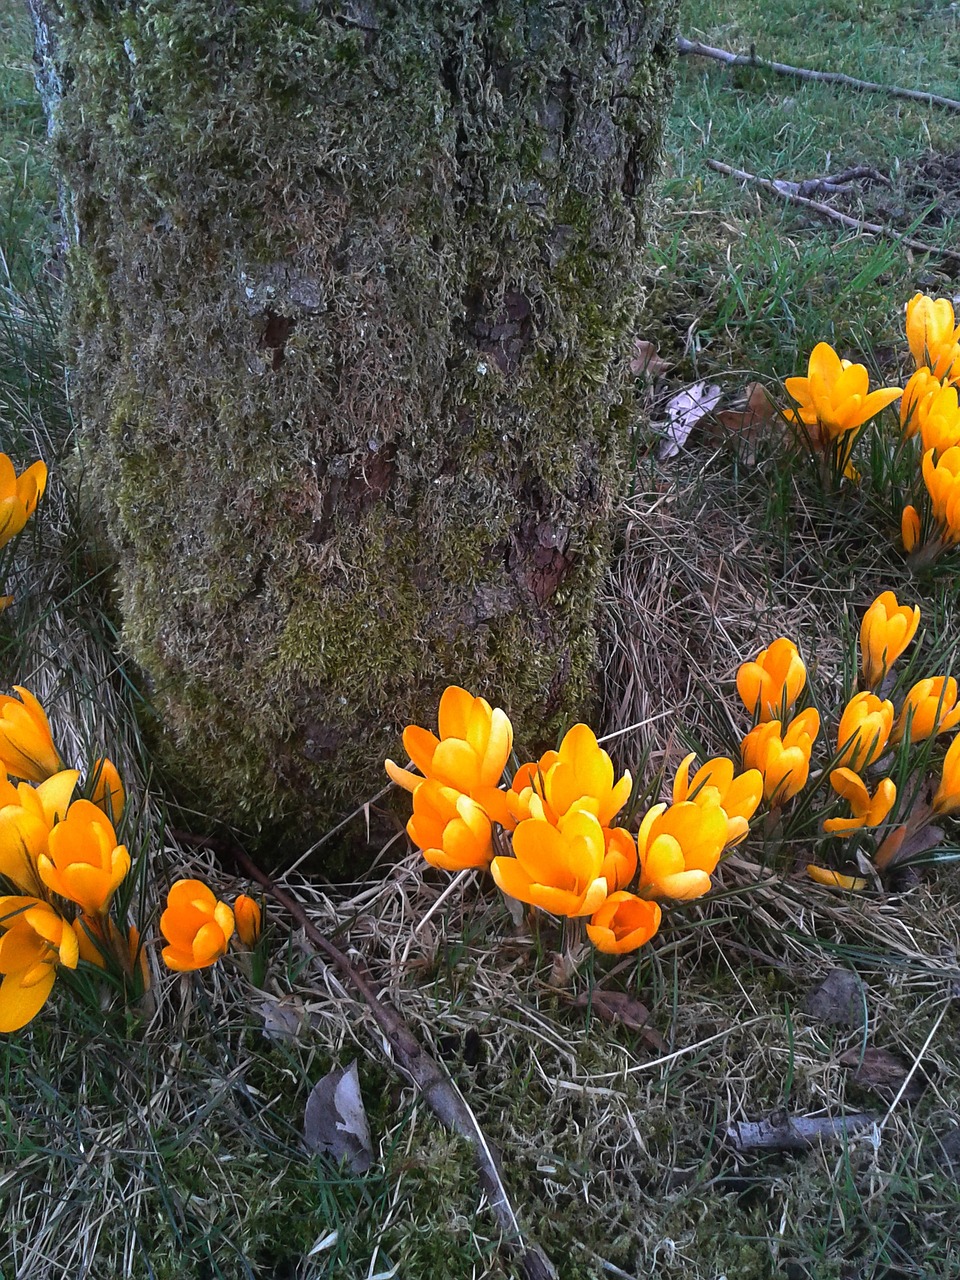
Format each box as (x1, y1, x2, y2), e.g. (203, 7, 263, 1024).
(839, 1046, 925, 1101)
(805, 968, 867, 1029)
(705, 382, 780, 462)
(255, 993, 304, 1043)
(657, 381, 723, 460)
(548, 944, 588, 988)
(571, 989, 667, 1051)
(303, 1059, 374, 1173)
(630, 338, 670, 377)
(876, 823, 944, 870)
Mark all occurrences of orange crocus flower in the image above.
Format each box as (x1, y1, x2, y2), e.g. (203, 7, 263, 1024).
(785, 342, 901, 443)
(385, 685, 513, 826)
(836, 693, 894, 771)
(0, 686, 62, 783)
(822, 769, 896, 836)
(160, 879, 235, 972)
(0, 895, 78, 1032)
(933, 735, 960, 816)
(859, 591, 920, 689)
(233, 894, 262, 946)
(893, 676, 960, 743)
(922, 446, 960, 543)
(0, 769, 80, 895)
(635, 800, 729, 900)
(736, 638, 806, 723)
(0, 454, 46, 552)
(407, 778, 493, 872)
(741, 709, 820, 805)
(491, 809, 611, 918)
(587, 892, 662, 955)
(507, 723, 632, 827)
(37, 799, 130, 915)
(672, 753, 762, 845)
(906, 293, 960, 371)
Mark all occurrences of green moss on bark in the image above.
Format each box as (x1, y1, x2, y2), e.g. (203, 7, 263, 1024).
(53, 0, 679, 847)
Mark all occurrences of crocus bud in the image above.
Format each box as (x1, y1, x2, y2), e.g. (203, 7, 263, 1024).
(859, 591, 920, 689)
(736, 638, 807, 722)
(233, 894, 262, 947)
(836, 693, 894, 771)
(0, 686, 61, 783)
(901, 505, 921, 553)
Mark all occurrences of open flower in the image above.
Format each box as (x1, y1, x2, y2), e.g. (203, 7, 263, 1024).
(822, 768, 896, 835)
(636, 800, 729, 900)
(385, 686, 513, 826)
(0, 895, 78, 1032)
(0, 454, 47, 552)
(407, 778, 493, 871)
(922, 446, 960, 543)
(672, 753, 762, 845)
(741, 709, 820, 805)
(491, 809, 611, 917)
(0, 687, 62, 783)
(892, 676, 960, 743)
(160, 879, 235, 971)
(836, 692, 894, 771)
(507, 723, 632, 827)
(785, 342, 901, 443)
(736, 638, 806, 722)
(587, 892, 662, 955)
(860, 591, 920, 689)
(906, 293, 960, 371)
(36, 800, 130, 915)
(0, 770, 80, 894)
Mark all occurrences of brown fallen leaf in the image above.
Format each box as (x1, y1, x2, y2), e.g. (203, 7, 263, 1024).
(839, 1046, 926, 1101)
(705, 382, 780, 462)
(805, 968, 868, 1030)
(874, 821, 944, 871)
(657, 381, 723, 460)
(630, 338, 670, 378)
(303, 1059, 374, 1173)
(254, 992, 305, 1043)
(571, 989, 667, 1051)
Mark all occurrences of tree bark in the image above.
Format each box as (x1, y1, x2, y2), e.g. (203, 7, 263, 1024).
(41, 0, 678, 847)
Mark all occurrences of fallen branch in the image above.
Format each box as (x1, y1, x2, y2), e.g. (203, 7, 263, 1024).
(707, 158, 960, 265)
(678, 35, 960, 113)
(725, 1110, 876, 1152)
(178, 831, 557, 1280)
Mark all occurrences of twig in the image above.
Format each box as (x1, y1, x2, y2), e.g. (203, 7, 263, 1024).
(725, 1110, 877, 1152)
(678, 36, 960, 113)
(707, 158, 960, 265)
(175, 830, 557, 1280)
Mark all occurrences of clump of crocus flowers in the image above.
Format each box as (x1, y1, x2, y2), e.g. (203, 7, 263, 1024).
(784, 292, 960, 561)
(0, 683, 263, 1032)
(389, 586, 960, 953)
(733, 588, 960, 888)
(386, 687, 763, 956)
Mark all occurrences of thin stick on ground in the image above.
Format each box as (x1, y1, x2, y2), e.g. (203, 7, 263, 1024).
(180, 831, 558, 1280)
(678, 36, 960, 113)
(707, 158, 960, 265)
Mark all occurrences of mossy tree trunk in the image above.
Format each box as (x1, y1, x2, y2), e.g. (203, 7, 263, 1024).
(38, 0, 678, 844)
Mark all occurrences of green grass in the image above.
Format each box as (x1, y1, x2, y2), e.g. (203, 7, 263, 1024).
(2, 0, 960, 1277)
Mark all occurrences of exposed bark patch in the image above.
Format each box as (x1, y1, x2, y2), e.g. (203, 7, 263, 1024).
(257, 310, 295, 369)
(466, 285, 535, 374)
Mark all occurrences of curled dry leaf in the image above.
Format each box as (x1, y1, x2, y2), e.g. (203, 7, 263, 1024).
(805, 968, 867, 1030)
(630, 338, 670, 378)
(839, 1046, 926, 1101)
(706, 382, 780, 463)
(255, 992, 305, 1043)
(303, 1059, 374, 1173)
(571, 988, 667, 1052)
(657, 380, 723, 460)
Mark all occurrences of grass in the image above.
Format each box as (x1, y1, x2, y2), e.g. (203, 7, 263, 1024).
(2, 0, 960, 1277)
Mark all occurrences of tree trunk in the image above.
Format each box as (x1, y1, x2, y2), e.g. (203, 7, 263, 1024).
(42, 0, 678, 847)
